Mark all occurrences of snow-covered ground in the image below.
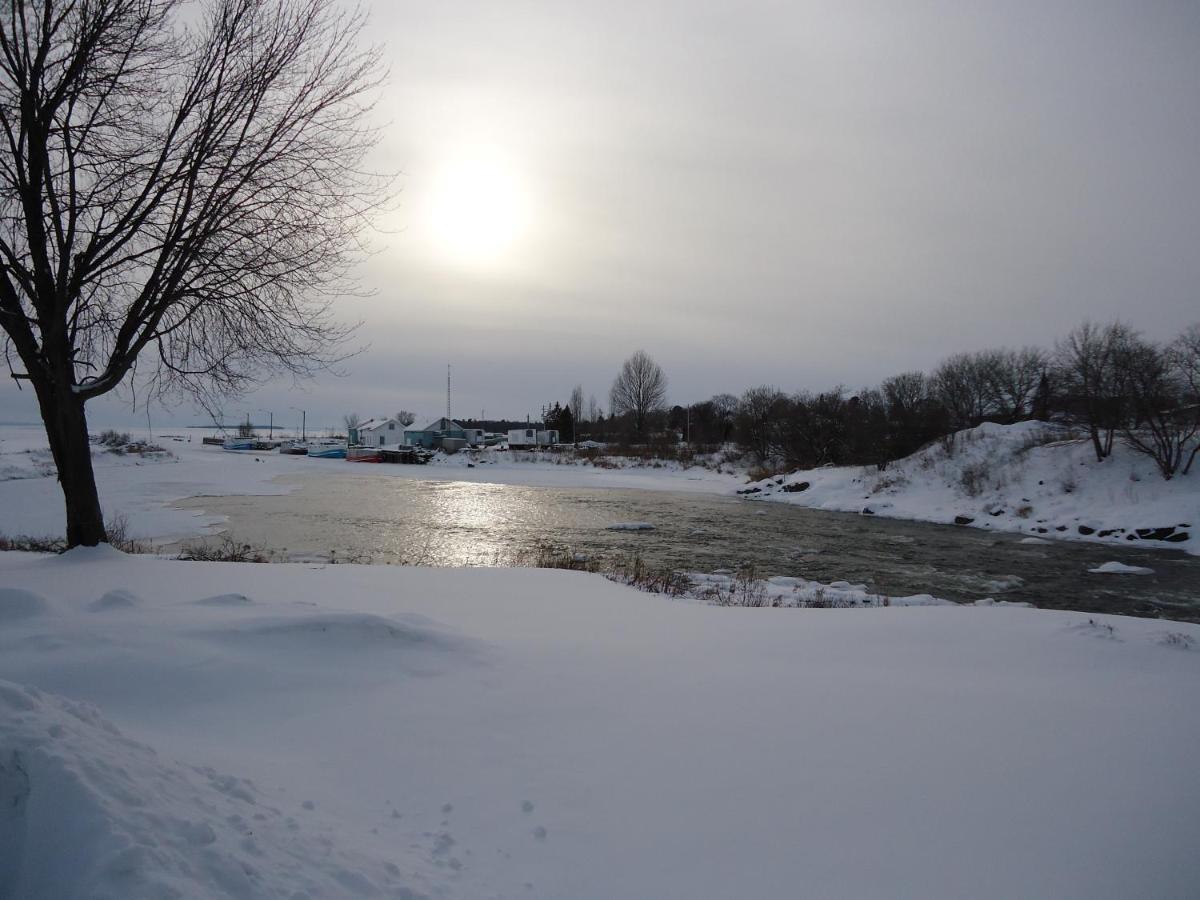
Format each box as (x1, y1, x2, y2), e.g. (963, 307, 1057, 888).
(742, 421, 1199, 556)
(2, 547, 1198, 899)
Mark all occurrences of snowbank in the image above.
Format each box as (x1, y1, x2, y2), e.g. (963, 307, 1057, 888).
(742, 421, 1199, 555)
(1, 549, 1198, 899)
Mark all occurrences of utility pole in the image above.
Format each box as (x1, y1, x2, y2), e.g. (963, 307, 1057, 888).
(447, 364, 451, 419)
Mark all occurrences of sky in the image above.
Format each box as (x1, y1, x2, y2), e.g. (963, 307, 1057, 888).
(3, 0, 1199, 431)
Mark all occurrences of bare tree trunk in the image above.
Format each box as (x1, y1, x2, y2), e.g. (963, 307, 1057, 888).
(33, 380, 106, 547)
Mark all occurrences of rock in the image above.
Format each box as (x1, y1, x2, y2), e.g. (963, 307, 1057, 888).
(1077, 525, 1095, 535)
(737, 487, 762, 495)
(1164, 532, 1189, 543)
(861, 507, 875, 516)
(782, 481, 810, 493)
(1098, 529, 1120, 538)
(1055, 526, 1067, 532)
(1136, 527, 1176, 542)
(954, 515, 974, 526)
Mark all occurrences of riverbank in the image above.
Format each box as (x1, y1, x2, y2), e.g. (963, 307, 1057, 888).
(2, 423, 1196, 562)
(2, 546, 1198, 899)
(741, 421, 1199, 556)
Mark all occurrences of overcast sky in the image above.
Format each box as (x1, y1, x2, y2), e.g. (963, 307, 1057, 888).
(4, 0, 1199, 430)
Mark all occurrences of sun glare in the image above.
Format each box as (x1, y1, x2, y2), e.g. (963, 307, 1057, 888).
(428, 158, 530, 265)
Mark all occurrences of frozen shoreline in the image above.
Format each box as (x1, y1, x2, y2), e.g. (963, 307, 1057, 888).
(1, 423, 1196, 561)
(0, 426, 741, 545)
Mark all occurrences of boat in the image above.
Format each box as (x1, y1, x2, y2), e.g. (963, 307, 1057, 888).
(346, 446, 383, 463)
(278, 441, 309, 455)
(307, 443, 346, 459)
(222, 438, 255, 451)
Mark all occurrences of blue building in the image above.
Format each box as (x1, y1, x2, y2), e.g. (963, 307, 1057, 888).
(404, 417, 468, 450)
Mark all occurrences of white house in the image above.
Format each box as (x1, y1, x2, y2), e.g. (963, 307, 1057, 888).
(354, 417, 405, 447)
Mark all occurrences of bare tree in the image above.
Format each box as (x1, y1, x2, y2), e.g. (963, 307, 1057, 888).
(586, 393, 600, 425)
(395, 410, 416, 427)
(986, 347, 1047, 422)
(1054, 322, 1137, 461)
(882, 371, 927, 418)
(609, 350, 667, 437)
(1168, 323, 1200, 474)
(343, 412, 361, 436)
(932, 352, 998, 428)
(568, 383, 584, 443)
(0, 0, 383, 546)
(1119, 334, 1200, 479)
(1170, 323, 1200, 401)
(736, 385, 787, 462)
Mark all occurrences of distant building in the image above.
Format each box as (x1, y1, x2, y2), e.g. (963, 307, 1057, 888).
(406, 417, 472, 452)
(352, 417, 404, 447)
(508, 427, 559, 448)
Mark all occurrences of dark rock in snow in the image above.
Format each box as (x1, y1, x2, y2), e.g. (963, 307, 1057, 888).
(1164, 532, 1189, 543)
(1098, 529, 1120, 538)
(1136, 527, 1176, 542)
(1055, 526, 1067, 532)
(783, 481, 811, 493)
(737, 487, 762, 495)
(954, 515, 974, 526)
(861, 507, 875, 515)
(1078, 525, 1096, 535)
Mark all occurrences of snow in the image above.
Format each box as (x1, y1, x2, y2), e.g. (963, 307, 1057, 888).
(742, 421, 1200, 555)
(1089, 561, 1155, 575)
(1, 549, 1198, 899)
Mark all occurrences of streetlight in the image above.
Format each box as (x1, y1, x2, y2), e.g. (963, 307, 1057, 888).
(289, 406, 306, 442)
(258, 409, 274, 440)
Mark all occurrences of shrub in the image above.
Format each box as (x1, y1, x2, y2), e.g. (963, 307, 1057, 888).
(958, 461, 989, 497)
(178, 535, 275, 563)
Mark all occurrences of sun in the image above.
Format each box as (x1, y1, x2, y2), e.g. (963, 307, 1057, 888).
(427, 158, 530, 265)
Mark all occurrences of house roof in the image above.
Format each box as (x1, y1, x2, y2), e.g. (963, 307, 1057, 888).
(415, 417, 464, 433)
(357, 417, 397, 432)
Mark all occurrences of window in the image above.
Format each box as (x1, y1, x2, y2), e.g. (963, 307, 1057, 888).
(379, 436, 385, 446)
(389, 423, 395, 430)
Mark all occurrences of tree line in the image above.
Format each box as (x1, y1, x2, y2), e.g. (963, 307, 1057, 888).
(567, 324, 1200, 480)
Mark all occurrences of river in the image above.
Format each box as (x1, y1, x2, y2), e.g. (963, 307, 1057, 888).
(177, 473, 1200, 621)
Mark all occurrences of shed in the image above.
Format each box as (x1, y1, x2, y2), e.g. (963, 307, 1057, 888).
(405, 417, 468, 450)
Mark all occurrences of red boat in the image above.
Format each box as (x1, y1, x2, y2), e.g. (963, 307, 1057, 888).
(346, 447, 383, 463)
